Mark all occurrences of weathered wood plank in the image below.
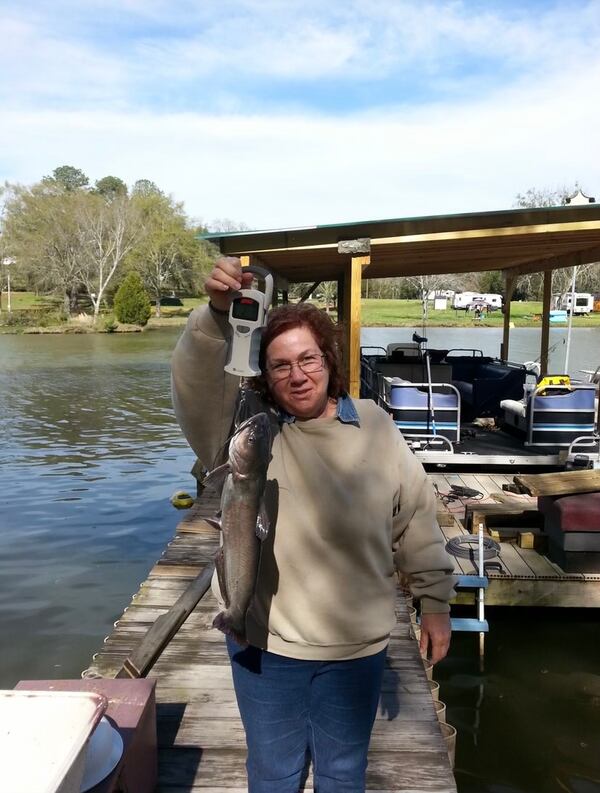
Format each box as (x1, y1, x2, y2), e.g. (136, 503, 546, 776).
(511, 546, 561, 578)
(157, 716, 446, 751)
(156, 747, 455, 791)
(492, 540, 536, 577)
(155, 688, 437, 722)
(514, 469, 600, 496)
(484, 577, 600, 607)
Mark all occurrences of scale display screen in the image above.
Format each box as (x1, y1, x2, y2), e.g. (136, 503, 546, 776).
(232, 297, 260, 322)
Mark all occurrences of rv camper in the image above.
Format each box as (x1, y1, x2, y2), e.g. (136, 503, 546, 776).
(452, 292, 502, 311)
(557, 292, 594, 315)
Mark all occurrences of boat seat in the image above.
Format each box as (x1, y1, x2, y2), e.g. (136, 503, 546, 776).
(500, 385, 597, 449)
(381, 377, 461, 443)
(450, 360, 527, 417)
(500, 398, 527, 432)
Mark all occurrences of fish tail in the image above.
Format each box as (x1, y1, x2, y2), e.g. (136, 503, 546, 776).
(212, 610, 248, 646)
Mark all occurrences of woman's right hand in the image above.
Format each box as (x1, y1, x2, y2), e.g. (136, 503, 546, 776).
(205, 256, 254, 312)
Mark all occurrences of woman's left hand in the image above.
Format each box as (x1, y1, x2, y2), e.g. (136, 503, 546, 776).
(419, 612, 451, 664)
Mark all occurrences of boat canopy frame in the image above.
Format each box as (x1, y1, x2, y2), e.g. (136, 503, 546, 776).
(205, 203, 600, 396)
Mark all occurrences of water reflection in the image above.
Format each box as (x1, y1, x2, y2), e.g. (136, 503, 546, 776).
(0, 329, 194, 686)
(436, 609, 600, 793)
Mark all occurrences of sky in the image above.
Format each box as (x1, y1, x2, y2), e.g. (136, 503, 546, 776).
(1, 0, 599, 230)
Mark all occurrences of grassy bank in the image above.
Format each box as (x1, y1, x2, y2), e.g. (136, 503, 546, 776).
(2, 294, 600, 333)
(361, 299, 600, 327)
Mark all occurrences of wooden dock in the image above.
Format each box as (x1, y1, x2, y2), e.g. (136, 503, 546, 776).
(431, 471, 600, 608)
(84, 490, 457, 792)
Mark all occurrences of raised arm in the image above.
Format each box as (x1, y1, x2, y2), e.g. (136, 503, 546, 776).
(170, 257, 253, 468)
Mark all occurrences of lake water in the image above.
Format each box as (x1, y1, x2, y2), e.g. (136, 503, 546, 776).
(0, 325, 599, 792)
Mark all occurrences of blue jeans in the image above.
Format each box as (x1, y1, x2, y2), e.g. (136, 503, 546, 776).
(227, 637, 386, 793)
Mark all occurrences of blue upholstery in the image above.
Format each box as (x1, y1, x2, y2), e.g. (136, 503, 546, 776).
(449, 358, 526, 416)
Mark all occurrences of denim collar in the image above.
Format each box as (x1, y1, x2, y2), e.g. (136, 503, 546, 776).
(279, 393, 360, 426)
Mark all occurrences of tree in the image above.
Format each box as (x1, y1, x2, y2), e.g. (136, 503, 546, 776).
(94, 176, 127, 200)
(131, 179, 162, 198)
(513, 183, 600, 299)
(2, 181, 87, 313)
(75, 193, 141, 322)
(129, 191, 212, 316)
(476, 270, 504, 295)
(45, 165, 89, 192)
(513, 184, 577, 209)
(114, 271, 151, 326)
(208, 218, 250, 233)
(403, 273, 463, 324)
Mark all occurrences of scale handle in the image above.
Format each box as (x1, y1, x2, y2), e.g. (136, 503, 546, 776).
(242, 264, 274, 308)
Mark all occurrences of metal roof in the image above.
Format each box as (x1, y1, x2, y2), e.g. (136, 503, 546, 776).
(204, 203, 600, 283)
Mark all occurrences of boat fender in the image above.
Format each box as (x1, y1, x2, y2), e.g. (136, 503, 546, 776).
(170, 490, 194, 509)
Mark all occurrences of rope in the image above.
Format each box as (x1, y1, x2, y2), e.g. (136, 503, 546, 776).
(445, 535, 501, 560)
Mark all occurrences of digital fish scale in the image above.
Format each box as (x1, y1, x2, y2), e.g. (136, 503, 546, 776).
(225, 265, 274, 378)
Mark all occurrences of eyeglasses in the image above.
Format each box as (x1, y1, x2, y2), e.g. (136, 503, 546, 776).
(266, 353, 326, 382)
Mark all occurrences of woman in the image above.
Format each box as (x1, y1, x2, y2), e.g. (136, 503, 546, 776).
(171, 256, 455, 793)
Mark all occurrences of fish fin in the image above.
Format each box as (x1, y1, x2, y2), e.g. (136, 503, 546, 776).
(213, 611, 248, 647)
(204, 517, 222, 531)
(255, 499, 270, 541)
(215, 547, 230, 608)
(203, 462, 230, 491)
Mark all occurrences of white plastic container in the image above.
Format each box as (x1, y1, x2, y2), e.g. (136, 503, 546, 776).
(0, 689, 107, 793)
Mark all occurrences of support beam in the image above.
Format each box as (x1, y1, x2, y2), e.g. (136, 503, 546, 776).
(342, 256, 368, 397)
(501, 273, 515, 361)
(299, 281, 321, 302)
(540, 270, 553, 377)
(506, 244, 600, 278)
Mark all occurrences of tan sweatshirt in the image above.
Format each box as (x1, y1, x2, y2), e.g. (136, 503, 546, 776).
(171, 305, 455, 660)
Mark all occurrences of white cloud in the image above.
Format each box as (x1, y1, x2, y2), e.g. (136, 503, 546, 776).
(3, 1, 600, 111)
(1, 0, 599, 236)
(2, 52, 598, 230)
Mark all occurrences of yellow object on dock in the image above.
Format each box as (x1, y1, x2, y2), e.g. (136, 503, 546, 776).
(518, 531, 535, 549)
(170, 490, 194, 509)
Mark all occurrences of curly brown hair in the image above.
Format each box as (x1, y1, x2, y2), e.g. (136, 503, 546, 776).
(251, 303, 347, 400)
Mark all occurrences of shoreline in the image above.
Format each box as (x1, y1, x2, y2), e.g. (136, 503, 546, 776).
(1, 318, 599, 335)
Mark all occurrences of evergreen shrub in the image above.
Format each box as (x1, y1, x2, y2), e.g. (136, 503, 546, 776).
(114, 273, 151, 326)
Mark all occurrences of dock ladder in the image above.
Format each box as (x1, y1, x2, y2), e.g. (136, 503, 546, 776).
(448, 520, 489, 660)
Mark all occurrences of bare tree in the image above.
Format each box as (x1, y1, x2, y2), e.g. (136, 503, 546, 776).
(514, 184, 600, 298)
(403, 273, 463, 323)
(76, 194, 141, 322)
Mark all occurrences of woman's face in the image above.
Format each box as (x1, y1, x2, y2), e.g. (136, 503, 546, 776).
(264, 326, 332, 419)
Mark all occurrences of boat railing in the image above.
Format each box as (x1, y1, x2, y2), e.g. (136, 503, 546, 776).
(444, 348, 485, 358)
(565, 434, 600, 469)
(403, 434, 454, 453)
(360, 346, 387, 357)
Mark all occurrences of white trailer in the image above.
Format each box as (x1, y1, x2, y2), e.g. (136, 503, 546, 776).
(452, 292, 502, 310)
(452, 292, 480, 309)
(559, 292, 594, 315)
(481, 293, 503, 309)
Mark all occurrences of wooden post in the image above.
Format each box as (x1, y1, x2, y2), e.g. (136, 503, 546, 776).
(540, 269, 553, 377)
(342, 256, 368, 397)
(501, 273, 515, 361)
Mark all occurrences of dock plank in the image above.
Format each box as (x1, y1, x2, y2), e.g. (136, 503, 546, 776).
(83, 464, 600, 792)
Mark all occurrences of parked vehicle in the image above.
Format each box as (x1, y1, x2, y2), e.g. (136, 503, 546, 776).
(556, 292, 594, 315)
(453, 292, 502, 311)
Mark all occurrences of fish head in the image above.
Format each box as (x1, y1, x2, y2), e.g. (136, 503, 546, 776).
(229, 412, 272, 479)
